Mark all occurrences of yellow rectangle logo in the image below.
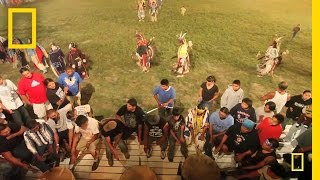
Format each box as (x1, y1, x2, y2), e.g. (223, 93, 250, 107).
(291, 153, 304, 171)
(8, 8, 36, 49)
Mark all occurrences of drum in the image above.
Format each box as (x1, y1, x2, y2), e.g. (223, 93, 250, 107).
(182, 154, 220, 180)
(120, 165, 157, 180)
(39, 167, 75, 180)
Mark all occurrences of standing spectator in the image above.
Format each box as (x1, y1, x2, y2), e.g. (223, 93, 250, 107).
(198, 75, 219, 110)
(24, 120, 58, 172)
(100, 119, 131, 166)
(70, 115, 100, 171)
(256, 114, 284, 144)
(214, 118, 260, 162)
(203, 107, 234, 158)
(220, 80, 244, 110)
(143, 114, 168, 159)
(0, 76, 31, 125)
(282, 90, 311, 130)
(184, 104, 209, 147)
(153, 79, 176, 118)
(230, 98, 257, 124)
(58, 66, 82, 106)
(255, 101, 276, 124)
(17, 68, 52, 119)
(167, 108, 188, 162)
(44, 78, 70, 110)
(260, 81, 290, 114)
(116, 98, 145, 144)
(292, 24, 301, 40)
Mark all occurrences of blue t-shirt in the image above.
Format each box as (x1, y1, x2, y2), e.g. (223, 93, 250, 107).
(209, 111, 234, 133)
(153, 86, 176, 107)
(58, 72, 82, 96)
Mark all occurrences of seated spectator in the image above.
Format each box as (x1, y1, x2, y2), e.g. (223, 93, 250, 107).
(44, 78, 70, 110)
(70, 115, 100, 171)
(46, 106, 73, 157)
(203, 107, 234, 159)
(167, 108, 188, 162)
(214, 118, 260, 163)
(116, 98, 145, 144)
(230, 98, 257, 125)
(100, 119, 131, 166)
(240, 138, 279, 170)
(284, 104, 312, 142)
(256, 114, 284, 144)
(0, 123, 34, 175)
(143, 114, 169, 159)
(24, 120, 58, 172)
(255, 101, 276, 124)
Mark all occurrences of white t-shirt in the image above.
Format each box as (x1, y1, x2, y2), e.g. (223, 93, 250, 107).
(74, 117, 99, 140)
(0, 80, 24, 110)
(255, 106, 274, 123)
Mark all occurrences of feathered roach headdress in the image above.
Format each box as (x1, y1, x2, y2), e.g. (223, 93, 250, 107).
(177, 32, 187, 43)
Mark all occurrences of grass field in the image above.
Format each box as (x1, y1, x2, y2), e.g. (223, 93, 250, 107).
(0, 0, 312, 117)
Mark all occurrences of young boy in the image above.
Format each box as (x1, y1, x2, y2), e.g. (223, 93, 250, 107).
(167, 108, 188, 162)
(143, 114, 168, 159)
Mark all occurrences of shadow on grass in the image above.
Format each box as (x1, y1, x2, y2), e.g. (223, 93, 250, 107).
(81, 83, 95, 105)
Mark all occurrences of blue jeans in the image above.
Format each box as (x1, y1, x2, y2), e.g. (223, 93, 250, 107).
(12, 105, 31, 126)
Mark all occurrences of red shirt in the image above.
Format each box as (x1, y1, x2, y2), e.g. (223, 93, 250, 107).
(18, 72, 47, 104)
(256, 117, 283, 144)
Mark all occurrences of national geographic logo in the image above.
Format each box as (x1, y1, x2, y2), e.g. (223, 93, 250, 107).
(291, 153, 304, 171)
(7, 8, 37, 49)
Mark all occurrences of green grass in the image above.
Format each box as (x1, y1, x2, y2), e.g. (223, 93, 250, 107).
(0, 0, 311, 117)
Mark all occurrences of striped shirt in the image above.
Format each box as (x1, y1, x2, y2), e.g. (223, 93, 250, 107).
(23, 123, 54, 154)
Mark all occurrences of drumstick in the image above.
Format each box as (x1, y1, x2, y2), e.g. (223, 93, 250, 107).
(146, 107, 158, 114)
(58, 168, 65, 176)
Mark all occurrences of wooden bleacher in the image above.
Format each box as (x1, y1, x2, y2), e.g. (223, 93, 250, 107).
(25, 125, 295, 180)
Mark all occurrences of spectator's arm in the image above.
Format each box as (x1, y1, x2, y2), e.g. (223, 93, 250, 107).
(6, 125, 26, 139)
(1, 151, 29, 168)
(260, 92, 275, 101)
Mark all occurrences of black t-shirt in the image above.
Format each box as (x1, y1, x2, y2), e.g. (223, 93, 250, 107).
(168, 115, 185, 133)
(145, 117, 166, 138)
(46, 83, 70, 110)
(230, 103, 257, 124)
(0, 123, 23, 153)
(285, 95, 312, 119)
(225, 124, 260, 153)
(200, 82, 219, 101)
(116, 105, 145, 131)
(100, 120, 130, 141)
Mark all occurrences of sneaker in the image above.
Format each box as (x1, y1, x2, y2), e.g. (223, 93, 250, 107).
(160, 151, 166, 159)
(124, 152, 130, 159)
(91, 158, 100, 171)
(146, 148, 152, 158)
